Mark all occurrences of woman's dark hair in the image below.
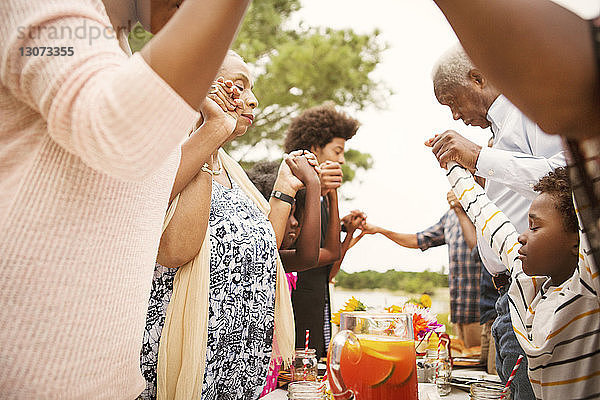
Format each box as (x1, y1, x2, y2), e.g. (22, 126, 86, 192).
(247, 160, 279, 200)
(284, 102, 359, 153)
(247, 160, 306, 212)
(533, 167, 578, 233)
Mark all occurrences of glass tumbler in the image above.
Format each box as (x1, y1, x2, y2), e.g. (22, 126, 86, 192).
(291, 348, 318, 382)
(288, 381, 327, 400)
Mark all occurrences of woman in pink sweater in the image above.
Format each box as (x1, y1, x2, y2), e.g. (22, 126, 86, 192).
(0, 1, 250, 398)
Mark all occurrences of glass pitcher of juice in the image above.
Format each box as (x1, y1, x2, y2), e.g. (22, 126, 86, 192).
(327, 312, 417, 400)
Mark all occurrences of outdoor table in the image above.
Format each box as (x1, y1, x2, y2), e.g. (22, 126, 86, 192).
(261, 369, 498, 400)
(261, 384, 470, 400)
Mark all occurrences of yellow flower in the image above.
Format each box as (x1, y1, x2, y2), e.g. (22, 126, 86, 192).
(420, 294, 432, 308)
(331, 312, 341, 326)
(331, 297, 366, 326)
(386, 305, 403, 313)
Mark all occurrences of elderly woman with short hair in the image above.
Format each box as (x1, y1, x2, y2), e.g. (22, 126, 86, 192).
(139, 51, 317, 400)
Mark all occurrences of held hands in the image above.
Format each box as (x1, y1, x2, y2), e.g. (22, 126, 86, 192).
(285, 151, 321, 188)
(211, 77, 244, 114)
(198, 77, 244, 140)
(359, 221, 379, 235)
(446, 190, 464, 213)
(319, 161, 343, 195)
(425, 130, 482, 173)
(288, 150, 321, 173)
(341, 210, 367, 234)
(273, 151, 321, 197)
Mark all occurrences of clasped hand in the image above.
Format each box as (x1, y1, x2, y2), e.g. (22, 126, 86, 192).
(342, 210, 367, 234)
(274, 150, 321, 196)
(197, 77, 245, 142)
(319, 161, 343, 196)
(425, 130, 482, 173)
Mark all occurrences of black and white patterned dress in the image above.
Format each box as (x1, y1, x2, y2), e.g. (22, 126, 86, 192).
(139, 179, 278, 400)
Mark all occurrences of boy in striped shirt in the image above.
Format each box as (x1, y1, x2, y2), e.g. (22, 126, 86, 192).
(446, 164, 600, 399)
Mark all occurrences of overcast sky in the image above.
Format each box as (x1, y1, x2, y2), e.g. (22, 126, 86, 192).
(289, 0, 600, 274)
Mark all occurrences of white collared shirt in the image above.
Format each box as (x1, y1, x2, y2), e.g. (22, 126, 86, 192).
(475, 95, 565, 274)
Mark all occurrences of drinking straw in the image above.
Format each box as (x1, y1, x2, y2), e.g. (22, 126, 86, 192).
(305, 329, 310, 351)
(437, 334, 449, 359)
(500, 355, 524, 399)
(301, 329, 310, 381)
(318, 371, 328, 391)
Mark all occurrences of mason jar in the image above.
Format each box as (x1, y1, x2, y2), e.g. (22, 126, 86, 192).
(470, 382, 511, 400)
(433, 348, 451, 396)
(287, 381, 327, 400)
(423, 348, 438, 383)
(423, 347, 452, 395)
(291, 349, 318, 382)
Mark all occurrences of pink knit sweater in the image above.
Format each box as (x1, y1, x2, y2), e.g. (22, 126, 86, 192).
(0, 1, 198, 398)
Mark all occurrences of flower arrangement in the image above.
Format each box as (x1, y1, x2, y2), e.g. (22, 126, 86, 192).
(386, 302, 444, 341)
(331, 294, 443, 341)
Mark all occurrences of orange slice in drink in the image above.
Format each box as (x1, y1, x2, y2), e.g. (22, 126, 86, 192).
(358, 336, 416, 386)
(359, 336, 406, 362)
(341, 354, 394, 388)
(371, 363, 395, 388)
(388, 343, 416, 386)
(340, 338, 395, 388)
(389, 363, 415, 387)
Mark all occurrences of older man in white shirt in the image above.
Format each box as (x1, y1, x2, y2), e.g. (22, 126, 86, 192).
(427, 45, 565, 400)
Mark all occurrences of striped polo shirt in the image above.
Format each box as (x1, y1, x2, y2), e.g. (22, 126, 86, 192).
(447, 162, 600, 400)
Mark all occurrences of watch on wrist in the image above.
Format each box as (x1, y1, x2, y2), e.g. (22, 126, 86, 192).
(271, 190, 295, 206)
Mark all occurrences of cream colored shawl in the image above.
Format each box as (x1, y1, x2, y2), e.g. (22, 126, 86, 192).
(157, 149, 295, 400)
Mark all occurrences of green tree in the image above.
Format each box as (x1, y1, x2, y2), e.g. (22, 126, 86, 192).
(334, 269, 449, 293)
(128, 1, 386, 180)
(233, 0, 301, 62)
(227, 0, 387, 181)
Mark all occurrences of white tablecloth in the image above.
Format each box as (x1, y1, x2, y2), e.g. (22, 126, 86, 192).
(260, 384, 470, 400)
(260, 370, 499, 399)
